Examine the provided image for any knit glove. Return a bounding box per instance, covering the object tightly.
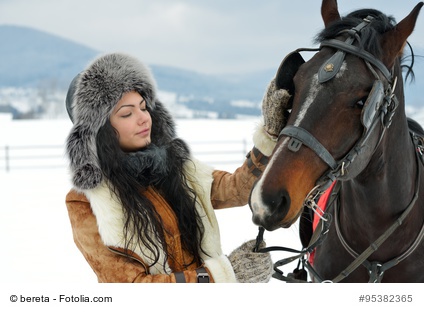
[262,78,291,140]
[228,239,273,283]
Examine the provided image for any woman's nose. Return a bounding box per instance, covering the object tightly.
[137,110,149,125]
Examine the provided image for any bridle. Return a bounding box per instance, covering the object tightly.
[279,15,399,194]
[254,16,424,283]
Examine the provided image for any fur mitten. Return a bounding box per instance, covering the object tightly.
[228,239,273,283]
[262,78,291,140]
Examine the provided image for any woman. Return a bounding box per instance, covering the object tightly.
[65,53,290,283]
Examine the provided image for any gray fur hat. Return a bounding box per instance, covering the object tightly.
[66,53,176,191]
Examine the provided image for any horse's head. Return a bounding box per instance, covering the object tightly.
[249,0,423,231]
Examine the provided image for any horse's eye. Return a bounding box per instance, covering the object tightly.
[356,97,367,109]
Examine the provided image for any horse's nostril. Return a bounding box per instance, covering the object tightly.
[265,188,291,219]
[281,195,289,211]
[250,188,292,231]
[249,181,294,230]
[279,189,291,217]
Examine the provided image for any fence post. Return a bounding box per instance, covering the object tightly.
[5,145,9,172]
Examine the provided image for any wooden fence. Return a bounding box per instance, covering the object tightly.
[0,139,251,172]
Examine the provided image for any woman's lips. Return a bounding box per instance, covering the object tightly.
[137,128,150,136]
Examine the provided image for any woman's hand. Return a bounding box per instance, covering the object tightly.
[228,239,273,283]
[262,78,291,140]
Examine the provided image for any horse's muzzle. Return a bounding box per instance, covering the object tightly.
[249,185,296,230]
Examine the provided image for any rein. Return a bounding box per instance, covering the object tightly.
[330,138,423,283]
[253,196,334,283]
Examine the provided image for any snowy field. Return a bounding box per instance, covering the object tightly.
[1,118,304,283]
[1,117,423,311]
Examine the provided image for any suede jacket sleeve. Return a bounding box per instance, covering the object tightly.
[210,124,276,209]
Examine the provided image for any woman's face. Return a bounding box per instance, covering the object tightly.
[110,91,152,152]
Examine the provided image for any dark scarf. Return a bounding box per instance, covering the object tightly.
[123,138,191,187]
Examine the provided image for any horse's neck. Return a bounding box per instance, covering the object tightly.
[341,114,417,221]
[337,116,424,257]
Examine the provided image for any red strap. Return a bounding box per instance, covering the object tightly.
[313,181,337,232]
[309,181,337,266]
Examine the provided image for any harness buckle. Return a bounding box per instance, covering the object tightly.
[368,262,385,283]
[304,186,328,222]
[288,137,302,152]
[196,268,210,283]
[382,77,398,128]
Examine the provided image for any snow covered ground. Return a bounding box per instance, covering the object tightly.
[1,118,303,283]
[1,117,423,312]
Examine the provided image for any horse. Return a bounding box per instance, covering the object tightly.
[249,0,424,283]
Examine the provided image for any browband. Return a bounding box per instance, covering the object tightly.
[320,39,392,83]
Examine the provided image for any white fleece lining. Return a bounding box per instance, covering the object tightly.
[84,181,170,275]
[185,158,237,282]
[252,120,277,156]
[83,158,236,281]
[204,256,237,283]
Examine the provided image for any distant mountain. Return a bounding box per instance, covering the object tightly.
[0,24,422,114]
[0,25,271,104]
[0,25,98,88]
[148,64,271,102]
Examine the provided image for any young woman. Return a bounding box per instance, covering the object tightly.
[65,52,289,283]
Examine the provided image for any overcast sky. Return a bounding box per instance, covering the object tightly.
[1,0,424,74]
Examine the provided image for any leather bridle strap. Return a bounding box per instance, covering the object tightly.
[279,125,338,170]
[320,39,392,83]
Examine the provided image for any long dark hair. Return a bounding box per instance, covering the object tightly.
[96,119,206,269]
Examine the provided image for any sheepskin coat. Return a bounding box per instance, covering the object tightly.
[64,52,276,283]
[66,126,274,283]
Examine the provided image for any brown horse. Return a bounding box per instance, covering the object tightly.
[249,0,424,282]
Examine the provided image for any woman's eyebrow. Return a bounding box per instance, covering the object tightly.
[115,98,146,113]
[115,104,135,113]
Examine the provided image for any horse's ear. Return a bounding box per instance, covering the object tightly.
[321,0,341,28]
[381,2,423,68]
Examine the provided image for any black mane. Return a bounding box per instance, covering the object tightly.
[314,9,396,58]
[314,8,416,82]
